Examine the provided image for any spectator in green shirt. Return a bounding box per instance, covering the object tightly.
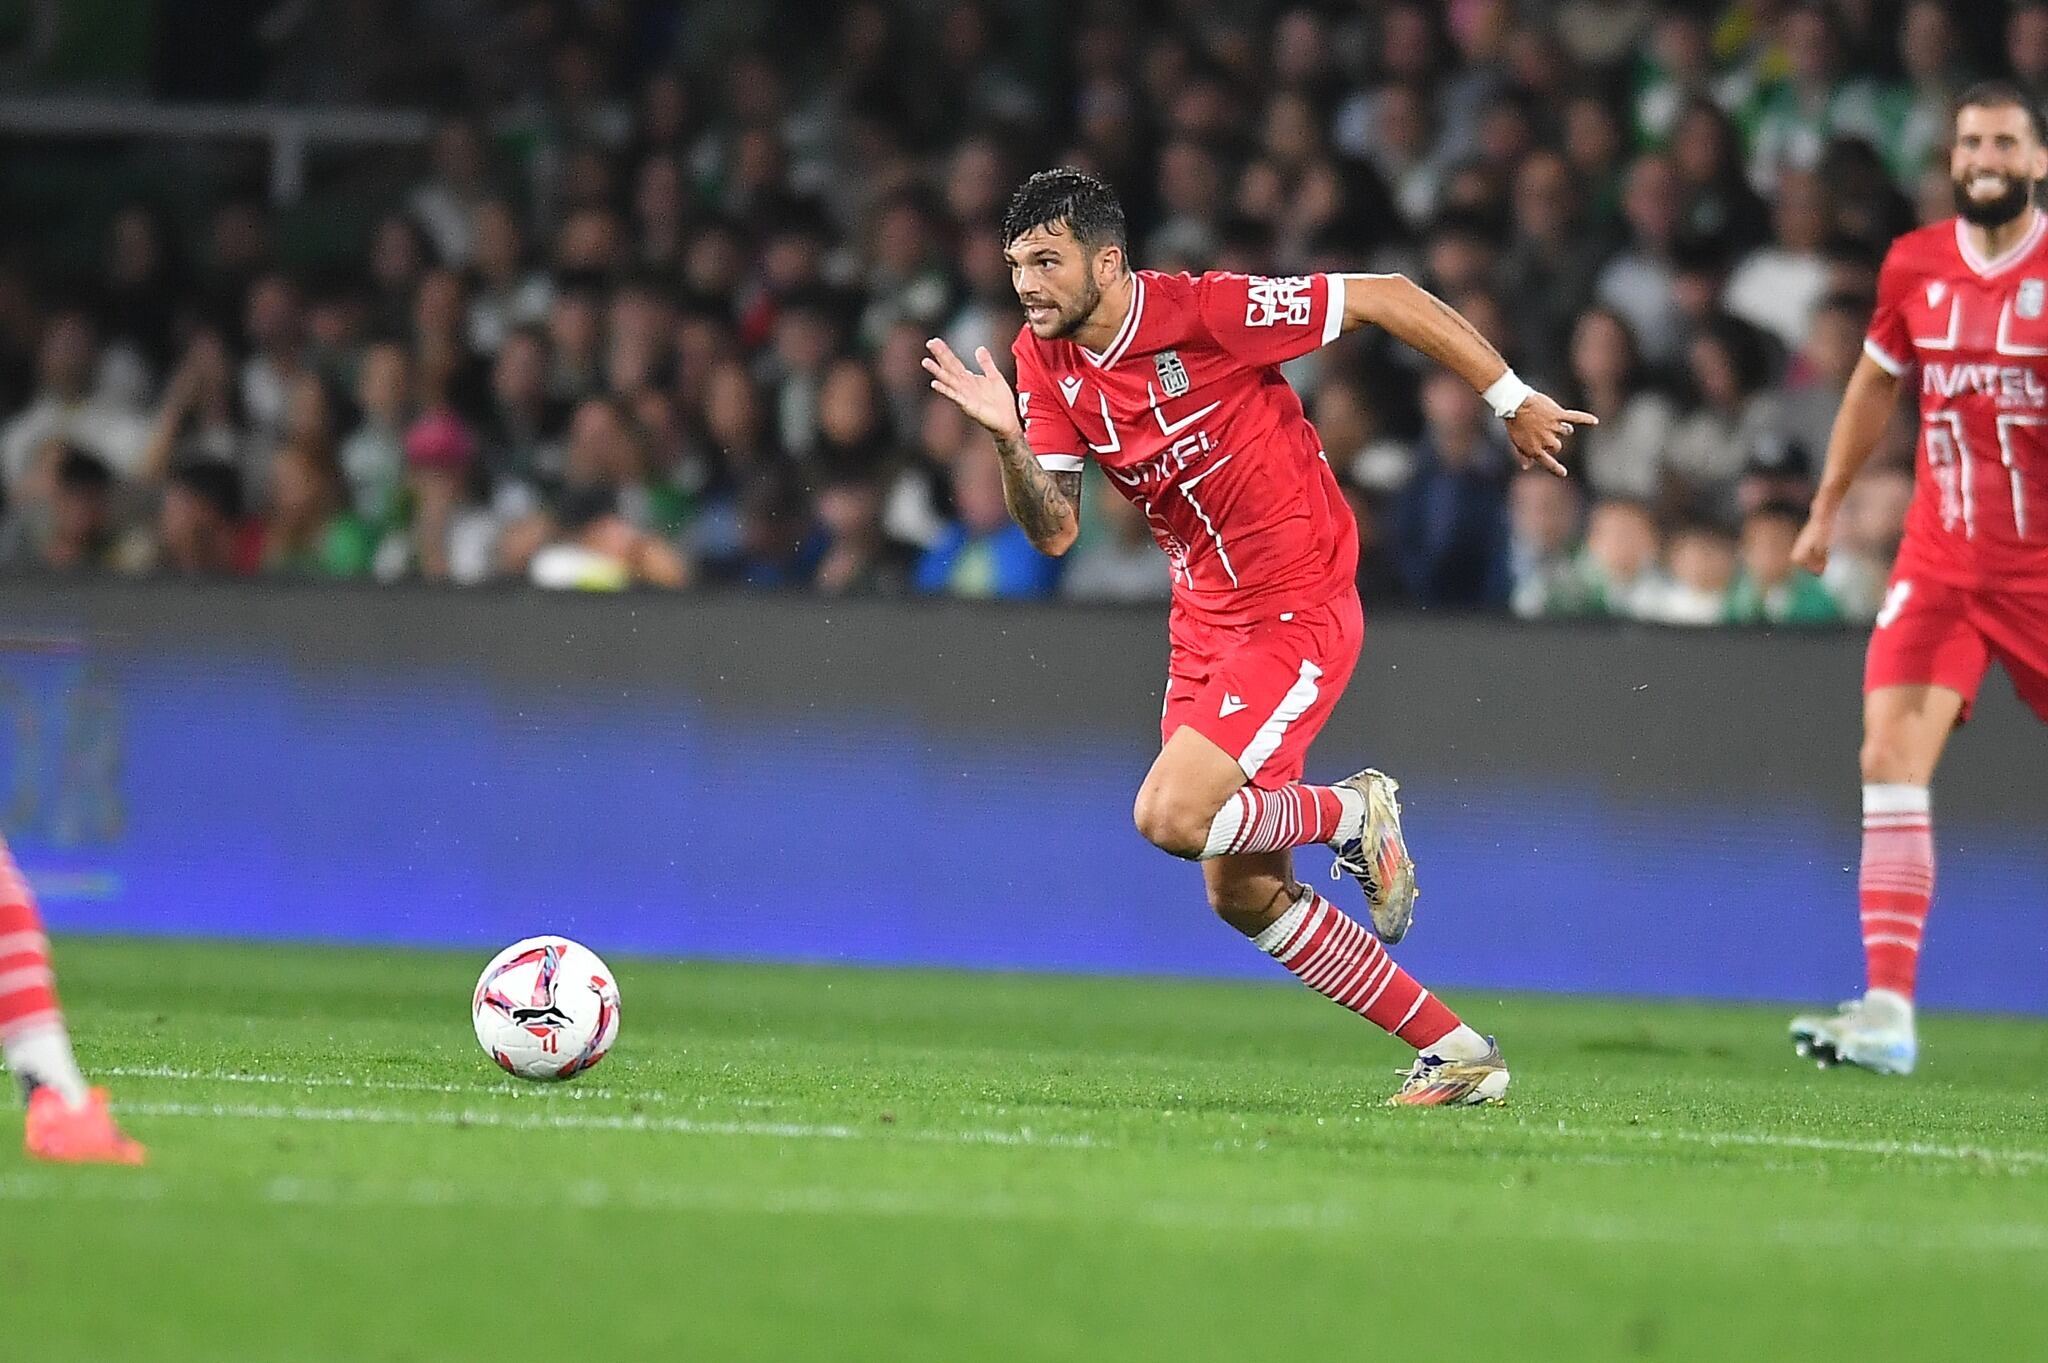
[262,440,376,579]
[1730,501,1842,626]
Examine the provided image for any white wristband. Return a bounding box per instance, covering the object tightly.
[1481,370,1534,420]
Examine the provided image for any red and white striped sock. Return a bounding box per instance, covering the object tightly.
[0,838,88,1106]
[1251,887,1482,1055]
[1200,783,1364,859]
[1860,783,1933,1000]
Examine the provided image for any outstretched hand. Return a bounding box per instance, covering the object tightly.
[1504,392,1598,477]
[922,339,1022,438]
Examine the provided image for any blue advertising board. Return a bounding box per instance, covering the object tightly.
[4,594,2043,1015]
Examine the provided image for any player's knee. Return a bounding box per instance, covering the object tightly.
[1206,877,1288,935]
[1131,786,1211,859]
[1860,730,1918,783]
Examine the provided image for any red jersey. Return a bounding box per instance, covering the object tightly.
[1012,270,1359,625]
[1865,214,2048,591]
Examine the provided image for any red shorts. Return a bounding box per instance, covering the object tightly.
[1160,591,1364,788]
[1864,575,2048,723]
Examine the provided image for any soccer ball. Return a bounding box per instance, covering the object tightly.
[472,936,622,1081]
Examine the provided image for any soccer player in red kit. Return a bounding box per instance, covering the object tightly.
[1789,84,2048,1074]
[925,170,1594,1104]
[2,834,145,1161]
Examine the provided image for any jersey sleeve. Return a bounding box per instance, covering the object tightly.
[1863,243,1914,377]
[1009,333,1087,472]
[1194,272,1349,368]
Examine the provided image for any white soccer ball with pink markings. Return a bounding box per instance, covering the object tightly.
[472,936,622,1081]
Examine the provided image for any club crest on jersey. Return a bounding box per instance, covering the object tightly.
[1155,350,1190,397]
[2022,279,2045,320]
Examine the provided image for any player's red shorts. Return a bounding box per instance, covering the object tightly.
[1161,590,1364,788]
[1864,574,2048,723]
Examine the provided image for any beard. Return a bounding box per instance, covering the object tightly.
[1044,274,1104,340]
[1954,171,2037,227]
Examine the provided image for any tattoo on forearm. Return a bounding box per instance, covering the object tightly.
[992,429,1080,544]
[1416,289,1507,383]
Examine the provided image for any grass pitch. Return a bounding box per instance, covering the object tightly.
[5,938,2046,1363]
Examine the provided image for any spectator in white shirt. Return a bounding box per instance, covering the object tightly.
[466,198,553,355]
[408,115,495,269]
[0,311,148,494]
[238,273,309,467]
[1565,307,1678,505]
[1664,315,1785,524]
[1595,153,1689,365]
[1722,169,1830,352]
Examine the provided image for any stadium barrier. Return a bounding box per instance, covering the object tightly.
[3,581,2043,1014]
[0,96,439,203]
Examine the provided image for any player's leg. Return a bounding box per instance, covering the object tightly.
[1834,588,2048,1061]
[1,836,145,1163]
[1133,600,1361,863]
[1204,851,1506,1105]
[1142,733,1410,920]
[1135,731,1398,902]
[1133,596,1418,940]
[1854,682,1962,995]
[1792,576,1985,1074]
[1792,683,1959,1074]
[1131,724,1271,859]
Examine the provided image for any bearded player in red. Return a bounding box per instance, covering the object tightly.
[1789,84,2048,1075]
[925,170,1594,1105]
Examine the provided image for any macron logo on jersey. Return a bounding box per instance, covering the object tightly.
[1219,694,1247,717]
[1059,375,1084,405]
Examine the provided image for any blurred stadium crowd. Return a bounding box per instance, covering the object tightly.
[0,0,2025,620]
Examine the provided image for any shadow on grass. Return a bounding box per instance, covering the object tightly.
[1576,1033,1737,1061]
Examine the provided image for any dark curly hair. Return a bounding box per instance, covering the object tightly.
[1000,168,1128,262]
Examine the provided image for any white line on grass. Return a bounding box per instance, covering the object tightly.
[2,1169,2044,1252]
[99,1068,2048,1172]
[1621,1126,2048,1167]
[115,1099,1104,1149]
[96,1064,778,1107]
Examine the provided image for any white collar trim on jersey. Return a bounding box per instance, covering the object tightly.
[1080,272,1145,368]
[1956,209,2048,278]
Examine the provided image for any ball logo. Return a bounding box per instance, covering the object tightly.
[474,936,620,1081]
[475,943,574,1048]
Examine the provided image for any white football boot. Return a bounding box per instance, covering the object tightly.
[1329,769,1418,944]
[1388,1038,1511,1106]
[1789,991,1917,1075]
